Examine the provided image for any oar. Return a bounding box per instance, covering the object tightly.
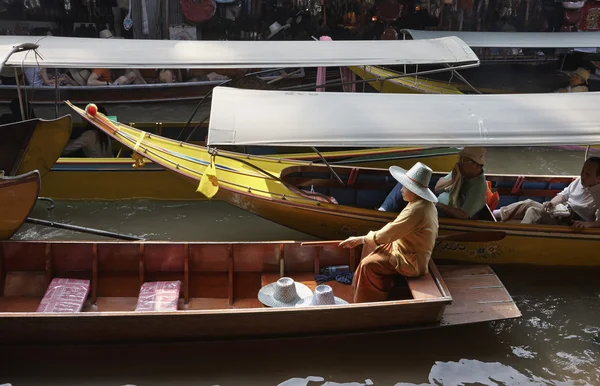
[300,231,507,247]
[25,218,144,241]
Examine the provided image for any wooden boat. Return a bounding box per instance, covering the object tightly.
[66,90,600,266]
[352,30,600,95]
[0,239,520,344]
[0,116,71,177]
[0,170,40,240]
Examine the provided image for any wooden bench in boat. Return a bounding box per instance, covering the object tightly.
[36,278,90,313]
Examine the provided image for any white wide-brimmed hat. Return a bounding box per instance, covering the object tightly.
[389,162,437,203]
[571,67,591,83]
[296,284,348,307]
[258,277,312,307]
[266,21,290,39]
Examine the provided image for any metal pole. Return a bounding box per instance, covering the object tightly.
[54,68,59,118]
[311,146,345,186]
[14,68,25,120]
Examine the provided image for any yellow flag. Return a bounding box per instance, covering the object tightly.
[197,156,219,199]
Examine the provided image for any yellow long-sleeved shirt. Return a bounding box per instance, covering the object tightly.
[364,198,439,277]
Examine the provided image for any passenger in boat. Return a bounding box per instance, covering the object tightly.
[339,162,439,303]
[62,105,113,158]
[87,68,146,86]
[493,157,600,228]
[379,147,488,220]
[556,67,590,93]
[24,67,78,87]
[156,69,181,83]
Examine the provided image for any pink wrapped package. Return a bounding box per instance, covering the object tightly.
[36,278,91,313]
[135,281,181,312]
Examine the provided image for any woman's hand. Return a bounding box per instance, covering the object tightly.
[338,236,363,248]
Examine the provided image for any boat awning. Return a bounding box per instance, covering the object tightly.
[401,29,600,48]
[0,35,478,69]
[207,87,600,147]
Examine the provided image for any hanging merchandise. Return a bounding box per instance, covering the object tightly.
[579,1,600,31]
[23,0,41,11]
[169,24,197,39]
[141,0,150,35]
[181,0,217,24]
[124,0,133,30]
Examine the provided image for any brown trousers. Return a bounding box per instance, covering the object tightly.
[352,244,402,303]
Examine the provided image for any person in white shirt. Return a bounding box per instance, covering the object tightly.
[493,157,600,228]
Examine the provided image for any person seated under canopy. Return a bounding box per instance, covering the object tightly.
[379,147,488,220]
[339,162,439,303]
[494,157,600,228]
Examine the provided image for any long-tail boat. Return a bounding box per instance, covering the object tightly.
[66,87,600,267]
[0,116,71,177]
[0,34,478,107]
[0,239,520,344]
[351,30,600,95]
[0,170,40,240]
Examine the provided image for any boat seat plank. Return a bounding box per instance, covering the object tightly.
[36,278,90,313]
[405,271,443,300]
[135,281,181,312]
[439,265,521,326]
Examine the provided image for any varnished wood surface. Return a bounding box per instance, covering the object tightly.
[0,240,520,343]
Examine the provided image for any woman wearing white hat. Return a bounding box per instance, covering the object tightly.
[339,162,439,303]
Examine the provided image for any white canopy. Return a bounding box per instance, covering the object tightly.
[401,29,600,48]
[207,87,600,147]
[0,35,478,69]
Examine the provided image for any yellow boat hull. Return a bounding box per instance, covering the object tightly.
[348,66,464,94]
[44,149,458,200]
[68,102,600,266]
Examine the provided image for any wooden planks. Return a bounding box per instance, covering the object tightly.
[439,265,521,326]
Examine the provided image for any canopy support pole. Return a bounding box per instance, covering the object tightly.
[445,64,481,94]
[54,68,59,118]
[311,147,345,186]
[178,79,231,141]
[585,145,591,160]
[14,68,25,120]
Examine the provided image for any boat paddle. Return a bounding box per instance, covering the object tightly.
[300,230,507,247]
[25,218,144,241]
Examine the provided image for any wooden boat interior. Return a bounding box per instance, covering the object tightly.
[0,240,518,330]
[280,165,575,218]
